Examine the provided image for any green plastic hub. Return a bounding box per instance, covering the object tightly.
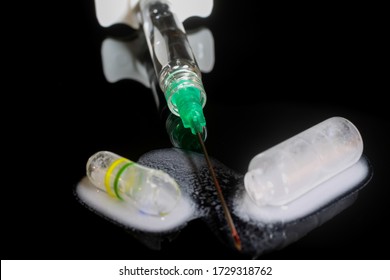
[169,83,206,134]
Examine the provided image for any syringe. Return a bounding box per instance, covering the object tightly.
[140,0,242,251]
[140,0,206,135]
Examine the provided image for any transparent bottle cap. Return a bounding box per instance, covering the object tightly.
[244,117,363,206]
[87,151,181,216]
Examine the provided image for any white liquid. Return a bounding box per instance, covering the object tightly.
[75,117,369,237]
[76,176,196,232]
[76,154,369,233]
[244,117,363,206]
[236,157,369,224]
[87,151,182,217]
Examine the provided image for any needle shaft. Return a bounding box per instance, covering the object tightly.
[197,132,242,251]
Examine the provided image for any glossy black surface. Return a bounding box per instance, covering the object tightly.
[5,1,388,260]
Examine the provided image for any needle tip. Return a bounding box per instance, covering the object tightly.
[197,131,242,252]
[233,232,242,251]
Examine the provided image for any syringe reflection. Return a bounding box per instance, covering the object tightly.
[76,146,372,256]
[100,27,214,150]
[75,26,372,257]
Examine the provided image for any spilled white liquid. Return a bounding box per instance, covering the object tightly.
[76,150,369,233]
[75,148,371,255]
[235,157,369,224]
[244,117,363,206]
[76,176,196,232]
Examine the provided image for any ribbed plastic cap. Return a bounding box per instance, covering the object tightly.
[170,86,206,134]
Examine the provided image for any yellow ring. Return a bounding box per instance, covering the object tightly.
[104,158,127,198]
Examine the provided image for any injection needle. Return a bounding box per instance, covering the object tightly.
[197,132,242,251]
[140,0,240,250]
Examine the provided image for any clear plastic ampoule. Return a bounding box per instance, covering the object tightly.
[140,0,207,134]
[86,151,181,216]
[244,117,363,206]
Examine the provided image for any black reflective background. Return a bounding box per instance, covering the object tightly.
[5,1,388,260]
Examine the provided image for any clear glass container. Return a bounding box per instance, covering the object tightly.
[244,117,363,206]
[87,151,181,216]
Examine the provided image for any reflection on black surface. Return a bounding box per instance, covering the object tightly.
[75,176,191,251]
[137,149,372,258]
[71,17,375,258]
[166,113,206,152]
[4,0,387,261]
[74,27,214,250]
[76,145,372,258]
[100,27,212,150]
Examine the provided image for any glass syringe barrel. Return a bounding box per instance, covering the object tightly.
[140,0,207,134]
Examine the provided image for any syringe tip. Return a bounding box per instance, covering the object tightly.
[189,114,205,134]
[174,87,206,134]
[233,232,242,251]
